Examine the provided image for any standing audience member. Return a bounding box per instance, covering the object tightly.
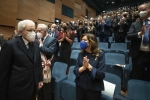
[77,21,84,42]
[37,24,57,100]
[127,3,150,81]
[58,23,75,69]
[49,24,59,62]
[117,16,129,43]
[74,33,105,100]
[99,16,111,42]
[0,19,43,100]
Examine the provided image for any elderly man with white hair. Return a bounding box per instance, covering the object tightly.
[36,23,57,100]
[0,19,43,100]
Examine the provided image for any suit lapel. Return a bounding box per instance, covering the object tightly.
[43,36,49,46]
[17,36,33,61]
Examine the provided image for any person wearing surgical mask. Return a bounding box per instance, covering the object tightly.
[37,24,57,100]
[58,23,75,72]
[0,20,43,100]
[49,24,59,63]
[127,3,150,82]
[49,24,59,38]
[74,33,105,100]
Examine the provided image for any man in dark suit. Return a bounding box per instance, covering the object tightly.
[0,19,43,100]
[37,24,57,100]
[0,34,6,50]
[99,16,111,42]
[127,3,150,81]
[48,24,59,63]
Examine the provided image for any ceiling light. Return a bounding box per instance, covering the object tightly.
[112,2,114,3]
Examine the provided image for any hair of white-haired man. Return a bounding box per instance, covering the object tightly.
[17,19,35,32]
[51,24,56,28]
[37,24,48,32]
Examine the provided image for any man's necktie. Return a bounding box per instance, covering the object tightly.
[143,19,149,45]
[28,42,33,59]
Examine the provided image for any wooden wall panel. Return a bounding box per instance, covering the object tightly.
[17,0,39,22]
[0,0,18,26]
[37,20,53,26]
[55,0,62,19]
[80,15,85,21]
[74,7,81,17]
[61,15,73,22]
[90,9,96,18]
[81,1,87,17]
[73,16,80,22]
[87,7,96,18]
[0,26,15,40]
[75,0,82,4]
[62,0,74,9]
[0,0,96,38]
[39,0,55,22]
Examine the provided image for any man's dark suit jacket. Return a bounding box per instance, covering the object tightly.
[127,20,150,57]
[0,38,6,48]
[98,19,111,36]
[40,35,57,59]
[0,36,42,100]
[48,30,59,52]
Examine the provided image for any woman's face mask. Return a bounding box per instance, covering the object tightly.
[139,11,148,18]
[80,41,88,49]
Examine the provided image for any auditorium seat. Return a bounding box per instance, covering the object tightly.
[70,50,80,66]
[51,62,68,100]
[127,79,150,100]
[60,66,76,100]
[105,52,130,88]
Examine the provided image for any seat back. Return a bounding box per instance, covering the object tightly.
[108,37,114,43]
[60,66,76,100]
[52,62,68,79]
[107,50,128,64]
[71,42,80,51]
[127,79,150,100]
[105,53,125,65]
[104,72,121,97]
[70,50,80,66]
[67,66,76,82]
[98,42,109,50]
[110,43,127,51]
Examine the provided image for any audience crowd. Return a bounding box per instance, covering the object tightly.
[0,1,150,100]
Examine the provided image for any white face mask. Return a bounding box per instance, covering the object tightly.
[51,28,55,32]
[139,11,148,18]
[26,32,36,42]
[103,16,107,19]
[37,32,43,39]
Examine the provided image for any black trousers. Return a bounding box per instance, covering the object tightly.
[38,82,51,100]
[76,86,102,100]
[131,50,150,81]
